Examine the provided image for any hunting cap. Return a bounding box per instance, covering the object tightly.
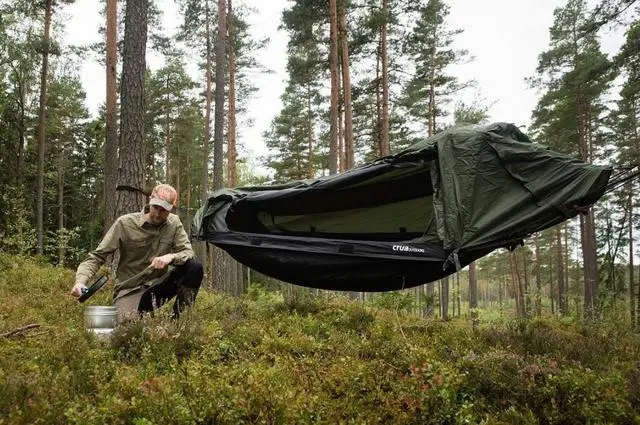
[149,184,178,211]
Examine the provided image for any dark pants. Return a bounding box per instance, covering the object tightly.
[138,258,204,318]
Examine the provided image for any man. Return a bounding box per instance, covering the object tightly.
[71,184,203,320]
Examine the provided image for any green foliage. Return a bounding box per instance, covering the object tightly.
[370,290,417,311]
[279,287,324,315]
[530,0,614,156]
[0,189,37,255]
[461,317,640,423]
[145,58,202,198]
[399,0,474,137]
[111,310,206,369]
[453,100,491,126]
[44,227,86,266]
[2,255,640,424]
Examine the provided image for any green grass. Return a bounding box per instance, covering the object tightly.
[1,253,640,424]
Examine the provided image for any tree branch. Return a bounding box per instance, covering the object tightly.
[1,324,40,338]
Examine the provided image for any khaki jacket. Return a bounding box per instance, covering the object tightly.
[75,210,194,300]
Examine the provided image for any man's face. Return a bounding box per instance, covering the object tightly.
[148,204,170,225]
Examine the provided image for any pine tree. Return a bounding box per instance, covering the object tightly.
[146,58,196,185]
[401,0,472,138]
[530,0,614,318]
[116,0,148,216]
[588,0,638,32]
[349,0,412,158]
[43,71,89,265]
[264,83,318,183]
[0,1,41,191]
[36,0,76,254]
[609,20,640,326]
[225,1,269,184]
[281,0,329,178]
[213,0,226,191]
[104,0,118,232]
[178,0,218,201]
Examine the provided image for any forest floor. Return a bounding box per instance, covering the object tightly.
[1,253,640,424]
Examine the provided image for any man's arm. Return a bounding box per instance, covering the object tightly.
[71,219,121,296]
[171,221,194,265]
[150,219,194,269]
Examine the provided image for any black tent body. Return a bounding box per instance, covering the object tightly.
[192,123,613,292]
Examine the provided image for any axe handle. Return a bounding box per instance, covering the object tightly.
[116,185,151,197]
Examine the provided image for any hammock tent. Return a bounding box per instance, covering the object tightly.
[192,123,613,292]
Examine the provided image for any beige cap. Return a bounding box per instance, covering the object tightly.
[149,184,178,211]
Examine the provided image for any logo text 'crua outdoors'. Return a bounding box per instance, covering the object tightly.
[392,245,425,253]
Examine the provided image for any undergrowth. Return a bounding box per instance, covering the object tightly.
[1,253,640,424]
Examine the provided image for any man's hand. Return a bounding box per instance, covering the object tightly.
[150,254,175,269]
[70,282,88,297]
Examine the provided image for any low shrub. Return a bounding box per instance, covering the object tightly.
[2,255,640,424]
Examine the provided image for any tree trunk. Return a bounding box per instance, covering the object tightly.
[185,160,192,234]
[202,0,212,199]
[451,274,456,317]
[534,232,542,316]
[328,0,339,174]
[116,0,148,216]
[441,276,449,320]
[428,83,435,137]
[549,249,555,315]
[583,210,599,317]
[629,183,636,328]
[457,273,462,317]
[226,0,241,292]
[36,0,53,255]
[200,0,214,281]
[226,0,237,188]
[426,282,434,317]
[243,265,250,292]
[104,0,118,233]
[469,261,478,327]
[338,1,353,170]
[580,214,591,314]
[375,36,382,157]
[164,76,172,182]
[213,0,226,191]
[556,225,566,314]
[564,221,570,303]
[17,81,26,185]
[498,278,503,311]
[426,17,436,138]
[338,96,344,173]
[176,147,182,206]
[521,247,531,314]
[306,85,314,179]
[236,262,244,295]
[57,144,65,267]
[510,251,525,317]
[578,95,599,319]
[211,0,227,291]
[379,0,390,156]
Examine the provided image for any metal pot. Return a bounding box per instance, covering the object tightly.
[84,305,117,339]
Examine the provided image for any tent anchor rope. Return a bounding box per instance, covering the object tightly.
[605,165,640,193]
